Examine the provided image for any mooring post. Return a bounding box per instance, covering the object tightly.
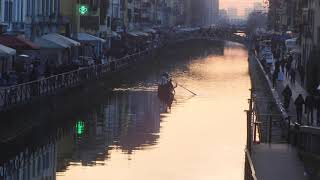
[246,110,253,154]
[268,115,272,143]
[287,116,291,143]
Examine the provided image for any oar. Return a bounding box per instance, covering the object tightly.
[177,83,197,96]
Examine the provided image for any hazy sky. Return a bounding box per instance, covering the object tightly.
[220,0,264,16]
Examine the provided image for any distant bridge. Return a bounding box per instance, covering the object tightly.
[165,27,248,45]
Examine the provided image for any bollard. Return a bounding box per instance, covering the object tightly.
[268,115,273,143]
[287,116,291,143]
[246,110,253,153]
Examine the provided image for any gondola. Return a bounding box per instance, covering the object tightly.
[158,83,174,102]
[158,73,176,102]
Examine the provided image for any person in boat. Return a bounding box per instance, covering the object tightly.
[168,78,177,93]
[160,73,169,86]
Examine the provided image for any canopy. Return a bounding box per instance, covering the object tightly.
[111,31,121,38]
[127,32,139,37]
[0,35,39,50]
[75,33,106,43]
[34,38,65,49]
[143,28,157,33]
[290,48,301,54]
[42,33,80,48]
[134,31,149,36]
[0,44,16,56]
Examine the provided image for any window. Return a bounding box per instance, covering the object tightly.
[318,27,320,45]
[0,0,2,20]
[4,0,12,22]
[26,0,30,16]
[46,0,50,16]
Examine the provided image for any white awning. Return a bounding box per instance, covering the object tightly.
[76,33,106,43]
[134,31,149,36]
[34,38,65,49]
[128,32,139,37]
[0,44,16,56]
[143,28,157,33]
[111,31,121,37]
[42,33,80,48]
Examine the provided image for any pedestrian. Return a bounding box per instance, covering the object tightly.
[290,68,296,85]
[280,57,286,73]
[315,95,320,126]
[299,65,305,85]
[305,95,315,125]
[275,59,281,73]
[295,54,301,69]
[44,64,51,78]
[294,94,305,124]
[287,54,293,66]
[285,59,291,78]
[272,71,278,88]
[282,85,292,110]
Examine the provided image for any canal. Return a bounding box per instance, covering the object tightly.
[0,40,251,180]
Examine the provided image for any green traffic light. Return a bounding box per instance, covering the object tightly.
[79,5,88,15]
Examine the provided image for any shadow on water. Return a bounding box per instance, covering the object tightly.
[0,40,226,179]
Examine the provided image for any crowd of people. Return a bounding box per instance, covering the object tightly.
[255,35,320,126]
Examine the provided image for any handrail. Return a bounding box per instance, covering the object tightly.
[245,148,258,180]
[1,50,148,91]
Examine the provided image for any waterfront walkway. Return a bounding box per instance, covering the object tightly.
[252,143,307,180]
[249,52,309,180]
[276,67,317,126]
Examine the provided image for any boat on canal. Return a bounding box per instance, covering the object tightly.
[158,73,176,103]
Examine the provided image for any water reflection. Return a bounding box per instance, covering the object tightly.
[0,90,165,179]
[0,40,250,180]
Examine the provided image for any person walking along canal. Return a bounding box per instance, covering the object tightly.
[305,95,315,125]
[280,57,286,73]
[290,68,296,86]
[272,70,278,88]
[294,94,305,124]
[315,95,320,126]
[282,85,292,110]
[285,58,292,78]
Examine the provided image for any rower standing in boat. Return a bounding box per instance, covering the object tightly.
[168,78,177,94]
[160,72,169,86]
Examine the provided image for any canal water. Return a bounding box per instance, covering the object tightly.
[0,40,250,180]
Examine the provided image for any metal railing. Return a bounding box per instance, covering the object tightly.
[0,28,246,112]
[0,50,152,111]
[244,149,258,180]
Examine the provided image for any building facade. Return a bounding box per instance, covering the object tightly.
[300,0,320,91]
[0,0,64,40]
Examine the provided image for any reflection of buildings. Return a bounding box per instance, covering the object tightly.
[0,90,163,177]
[104,91,161,153]
[0,143,56,180]
[56,90,162,171]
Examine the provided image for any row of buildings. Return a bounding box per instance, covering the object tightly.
[268,0,320,91]
[0,0,219,81]
[0,0,220,40]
